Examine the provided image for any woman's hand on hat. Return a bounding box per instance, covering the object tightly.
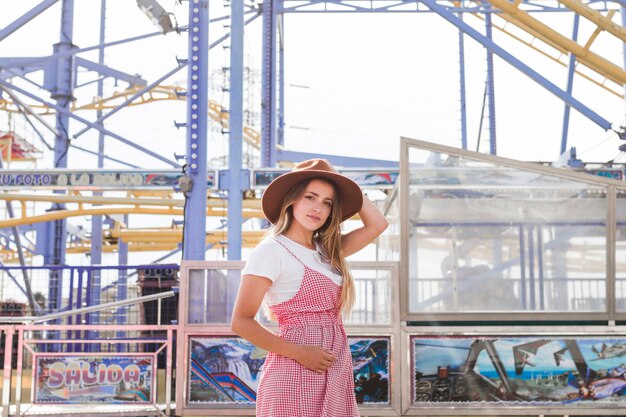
[293,345,336,374]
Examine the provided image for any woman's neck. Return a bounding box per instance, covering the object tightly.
[283,227,315,250]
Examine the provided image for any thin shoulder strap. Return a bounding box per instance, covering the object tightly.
[271,237,306,267]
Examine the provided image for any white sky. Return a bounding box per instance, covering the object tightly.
[1,0,625,264]
[1,1,624,167]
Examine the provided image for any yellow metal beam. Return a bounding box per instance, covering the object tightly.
[109,228,265,241]
[557,0,626,43]
[0,193,183,207]
[0,193,263,209]
[0,206,265,228]
[485,0,626,85]
[469,9,623,98]
[208,100,261,149]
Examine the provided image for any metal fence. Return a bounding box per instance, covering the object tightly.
[0,264,179,327]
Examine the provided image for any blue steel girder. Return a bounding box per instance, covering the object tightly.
[0,59,47,82]
[182,0,209,261]
[260,0,620,165]
[227,0,245,261]
[0,79,182,168]
[278,0,617,13]
[277,149,399,167]
[72,63,186,140]
[261,0,279,167]
[74,57,147,88]
[0,9,261,72]
[419,0,614,131]
[0,0,60,42]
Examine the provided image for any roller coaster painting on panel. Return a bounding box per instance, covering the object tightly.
[411,336,626,405]
[187,335,390,406]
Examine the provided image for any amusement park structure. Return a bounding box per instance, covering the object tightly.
[1,1,626,416]
[0,0,624,271]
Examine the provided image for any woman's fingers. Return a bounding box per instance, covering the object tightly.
[296,345,337,373]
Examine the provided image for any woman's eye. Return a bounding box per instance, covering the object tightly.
[324,202,332,207]
[305,195,314,200]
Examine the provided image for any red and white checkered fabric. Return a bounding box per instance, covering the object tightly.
[256,239,359,417]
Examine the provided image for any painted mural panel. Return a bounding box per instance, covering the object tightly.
[33,355,154,404]
[187,335,391,406]
[411,336,626,405]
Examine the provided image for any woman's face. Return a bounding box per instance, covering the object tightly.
[290,179,335,233]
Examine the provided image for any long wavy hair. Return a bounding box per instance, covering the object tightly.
[269,177,355,315]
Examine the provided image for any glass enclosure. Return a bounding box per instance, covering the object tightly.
[617,189,626,312]
[402,139,624,318]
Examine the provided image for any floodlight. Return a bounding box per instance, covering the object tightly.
[136,0,175,34]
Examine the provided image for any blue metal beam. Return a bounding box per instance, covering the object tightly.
[277,149,398,167]
[48,0,75,316]
[458,12,468,150]
[0,0,60,42]
[73,64,186,139]
[228,0,245,261]
[69,144,141,168]
[91,0,108,327]
[561,14,580,155]
[622,5,626,116]
[261,0,278,167]
[485,9,497,155]
[0,9,260,72]
[74,57,147,87]
[182,0,209,261]
[419,0,613,131]
[278,15,285,147]
[0,79,182,167]
[278,0,614,13]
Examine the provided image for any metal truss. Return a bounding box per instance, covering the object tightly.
[278,0,619,13]
[0,0,624,274]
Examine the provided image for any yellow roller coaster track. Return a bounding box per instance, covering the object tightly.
[0,192,265,228]
[0,83,262,149]
[483,0,626,85]
[466,5,623,98]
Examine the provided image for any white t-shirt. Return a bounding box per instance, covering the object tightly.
[242,235,343,306]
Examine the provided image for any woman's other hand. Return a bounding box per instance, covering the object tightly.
[293,345,337,374]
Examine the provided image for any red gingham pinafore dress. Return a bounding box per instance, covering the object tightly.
[256,239,359,417]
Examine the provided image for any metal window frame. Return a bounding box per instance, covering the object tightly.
[176,260,402,416]
[400,324,626,415]
[399,136,626,322]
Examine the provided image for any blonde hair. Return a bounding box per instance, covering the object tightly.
[269,178,355,315]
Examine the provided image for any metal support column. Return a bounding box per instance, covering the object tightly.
[278,13,285,148]
[560,14,580,155]
[182,0,209,261]
[48,0,75,314]
[261,0,278,167]
[117,216,129,351]
[485,8,497,155]
[227,0,245,321]
[622,5,626,113]
[458,9,468,150]
[228,0,244,261]
[90,0,107,327]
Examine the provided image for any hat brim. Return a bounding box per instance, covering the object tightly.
[262,170,363,224]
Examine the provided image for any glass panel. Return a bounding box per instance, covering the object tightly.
[187,268,241,324]
[186,266,393,325]
[346,268,393,325]
[617,190,626,312]
[378,189,400,262]
[407,146,608,313]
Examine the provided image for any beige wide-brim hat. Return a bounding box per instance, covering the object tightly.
[262,159,363,224]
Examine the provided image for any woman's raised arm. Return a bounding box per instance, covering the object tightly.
[341,193,389,257]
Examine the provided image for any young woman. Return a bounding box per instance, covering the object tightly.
[231,159,389,417]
